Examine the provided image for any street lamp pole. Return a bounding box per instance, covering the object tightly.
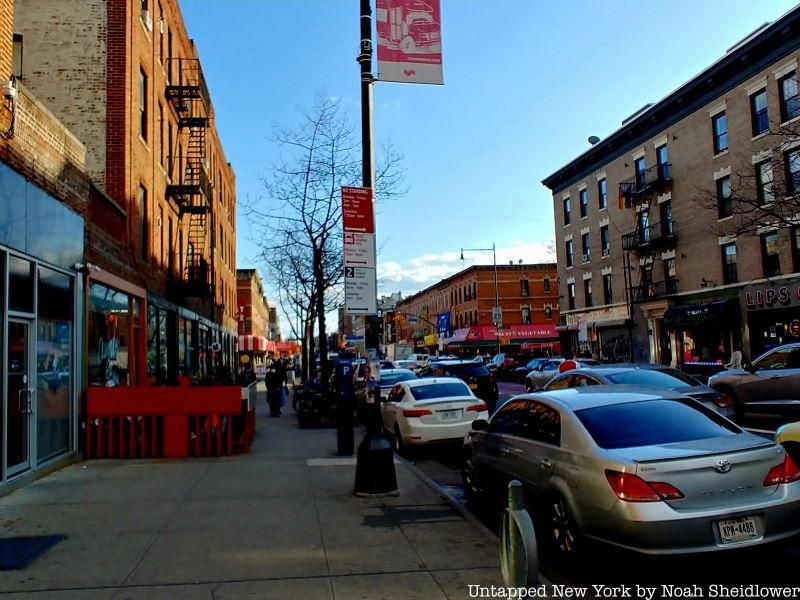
[460,242,501,356]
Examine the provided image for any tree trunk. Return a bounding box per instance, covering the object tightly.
[314,248,331,397]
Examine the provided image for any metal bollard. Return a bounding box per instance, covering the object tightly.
[500,480,539,587]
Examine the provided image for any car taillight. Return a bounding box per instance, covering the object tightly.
[466,402,488,412]
[764,454,800,486]
[402,408,433,418]
[605,470,684,502]
[713,393,733,408]
[488,373,495,383]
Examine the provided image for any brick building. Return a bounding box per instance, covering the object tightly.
[395,264,559,355]
[0,0,98,486]
[236,269,273,366]
[13,0,238,386]
[543,7,800,376]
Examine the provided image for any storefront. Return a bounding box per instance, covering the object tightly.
[444,325,560,356]
[0,162,84,486]
[741,277,800,359]
[663,298,741,380]
[562,305,631,361]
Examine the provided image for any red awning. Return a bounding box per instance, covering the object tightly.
[443,328,471,344]
[275,341,296,353]
[238,335,268,352]
[466,324,559,342]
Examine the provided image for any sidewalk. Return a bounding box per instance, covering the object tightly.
[0,387,501,599]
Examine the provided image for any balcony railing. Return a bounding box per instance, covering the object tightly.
[166,156,212,205]
[169,256,213,299]
[166,58,210,109]
[622,220,677,252]
[631,279,679,303]
[619,163,672,198]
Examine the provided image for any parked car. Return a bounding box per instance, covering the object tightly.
[487,353,520,381]
[525,358,601,391]
[380,359,399,370]
[708,343,800,422]
[543,364,734,419]
[405,353,430,365]
[462,385,800,556]
[381,377,489,452]
[513,357,550,383]
[418,359,499,411]
[376,368,417,402]
[396,359,421,372]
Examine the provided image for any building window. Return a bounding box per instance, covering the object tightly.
[663,258,677,293]
[780,71,799,123]
[721,242,738,284]
[88,283,130,387]
[565,240,573,268]
[563,196,571,226]
[712,112,728,154]
[583,279,593,308]
[545,305,552,320]
[521,307,531,324]
[717,175,732,219]
[581,233,590,262]
[167,217,174,275]
[167,28,173,81]
[139,68,148,141]
[167,121,174,178]
[520,279,529,297]
[579,188,588,218]
[567,283,575,310]
[786,149,800,196]
[656,145,669,180]
[756,160,774,205]
[600,225,610,256]
[792,227,800,273]
[750,88,769,136]
[597,178,607,210]
[158,103,164,166]
[602,273,613,305]
[138,185,148,261]
[543,277,550,293]
[12,33,22,78]
[158,2,164,61]
[660,200,673,236]
[639,210,650,243]
[635,156,646,188]
[761,232,781,278]
[158,206,164,265]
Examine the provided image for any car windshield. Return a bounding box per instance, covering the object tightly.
[380,371,417,386]
[606,368,698,388]
[576,399,740,449]
[443,363,490,376]
[410,382,470,400]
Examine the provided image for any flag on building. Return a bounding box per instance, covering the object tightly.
[618,186,633,209]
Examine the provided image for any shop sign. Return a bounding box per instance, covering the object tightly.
[565,304,629,326]
[743,281,800,310]
[792,320,800,337]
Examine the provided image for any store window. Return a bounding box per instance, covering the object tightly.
[146,304,171,384]
[9,256,34,313]
[681,328,729,368]
[36,267,73,462]
[88,283,130,387]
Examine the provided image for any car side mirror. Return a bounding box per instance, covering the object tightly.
[471,419,489,431]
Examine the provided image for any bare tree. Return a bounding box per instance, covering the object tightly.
[246,95,404,396]
[695,115,800,237]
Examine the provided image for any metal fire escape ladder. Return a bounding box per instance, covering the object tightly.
[165,58,213,299]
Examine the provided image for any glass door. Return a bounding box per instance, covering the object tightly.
[7,319,33,476]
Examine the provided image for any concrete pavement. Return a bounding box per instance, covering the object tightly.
[0,387,501,599]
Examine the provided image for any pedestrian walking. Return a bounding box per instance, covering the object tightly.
[266,359,287,417]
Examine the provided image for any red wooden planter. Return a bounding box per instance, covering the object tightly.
[85,386,248,459]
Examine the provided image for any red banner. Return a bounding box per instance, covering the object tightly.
[376,0,444,85]
[342,187,375,233]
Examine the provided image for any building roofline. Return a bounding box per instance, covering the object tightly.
[541,5,800,193]
[395,262,557,308]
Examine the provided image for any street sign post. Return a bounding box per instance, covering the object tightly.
[343,187,378,316]
[492,306,503,326]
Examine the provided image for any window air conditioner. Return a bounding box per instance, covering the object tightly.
[141,10,153,32]
[602,249,610,257]
[582,254,590,263]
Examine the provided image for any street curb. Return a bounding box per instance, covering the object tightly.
[396,454,500,544]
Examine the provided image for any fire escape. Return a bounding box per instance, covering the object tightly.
[165,58,213,299]
[620,162,677,305]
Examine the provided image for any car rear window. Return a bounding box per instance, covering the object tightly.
[380,371,417,385]
[410,382,471,400]
[445,364,490,377]
[606,368,698,388]
[576,399,740,449]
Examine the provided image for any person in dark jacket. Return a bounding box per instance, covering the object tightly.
[266,359,287,417]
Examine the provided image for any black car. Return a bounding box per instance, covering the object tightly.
[418,359,499,410]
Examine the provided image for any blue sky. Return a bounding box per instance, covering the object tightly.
[181,0,798,307]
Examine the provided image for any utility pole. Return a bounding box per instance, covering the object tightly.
[354,0,397,497]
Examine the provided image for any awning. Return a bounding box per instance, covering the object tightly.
[454,324,560,343]
[275,341,297,354]
[442,328,470,345]
[238,335,268,352]
[424,333,437,346]
[664,300,738,329]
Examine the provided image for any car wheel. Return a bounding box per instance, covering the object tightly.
[720,386,744,422]
[543,494,581,557]
[392,425,406,455]
[461,455,486,506]
[525,379,533,392]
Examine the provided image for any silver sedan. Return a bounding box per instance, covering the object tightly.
[462,385,800,556]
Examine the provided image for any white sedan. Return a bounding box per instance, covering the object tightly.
[381,377,489,452]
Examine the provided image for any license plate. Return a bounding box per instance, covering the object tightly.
[468,383,478,389]
[718,516,759,544]
[439,409,461,421]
